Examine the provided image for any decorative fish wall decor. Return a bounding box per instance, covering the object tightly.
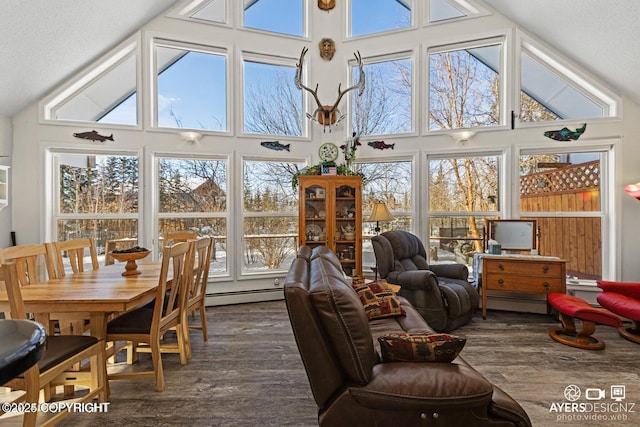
[544,123,586,141]
[73,130,114,142]
[367,140,395,150]
[260,141,290,151]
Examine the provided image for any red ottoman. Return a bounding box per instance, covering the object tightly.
[597,280,640,344]
[547,293,622,350]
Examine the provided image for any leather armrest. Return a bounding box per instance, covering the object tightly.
[597,280,640,299]
[350,362,493,411]
[387,270,439,291]
[430,263,469,281]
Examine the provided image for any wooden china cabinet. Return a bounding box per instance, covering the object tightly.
[298,175,362,276]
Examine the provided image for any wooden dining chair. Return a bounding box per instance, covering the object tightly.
[106,241,194,392]
[52,238,99,277]
[164,230,198,245]
[0,262,107,427]
[182,236,213,359]
[0,243,58,287]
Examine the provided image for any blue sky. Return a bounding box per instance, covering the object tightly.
[103,0,411,130]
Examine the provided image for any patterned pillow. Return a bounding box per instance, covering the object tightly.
[352,280,405,320]
[378,333,466,363]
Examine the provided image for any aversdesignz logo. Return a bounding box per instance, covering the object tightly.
[550,384,635,423]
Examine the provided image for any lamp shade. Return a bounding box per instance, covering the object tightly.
[624,182,640,200]
[368,202,394,222]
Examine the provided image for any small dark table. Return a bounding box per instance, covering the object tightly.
[0,319,46,386]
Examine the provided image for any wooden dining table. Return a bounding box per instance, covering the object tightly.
[0,262,163,342]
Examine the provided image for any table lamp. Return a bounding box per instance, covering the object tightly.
[368,201,394,280]
[369,201,394,235]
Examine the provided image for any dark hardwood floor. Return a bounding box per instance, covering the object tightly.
[2,301,638,426]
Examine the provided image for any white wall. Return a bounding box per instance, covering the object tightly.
[0,116,12,248]
[6,4,640,283]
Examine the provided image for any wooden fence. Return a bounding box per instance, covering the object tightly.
[520,161,601,279]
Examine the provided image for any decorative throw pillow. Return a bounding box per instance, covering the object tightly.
[378,333,466,363]
[352,280,405,320]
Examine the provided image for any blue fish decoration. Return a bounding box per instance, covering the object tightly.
[367,140,395,150]
[544,123,586,141]
[261,141,290,151]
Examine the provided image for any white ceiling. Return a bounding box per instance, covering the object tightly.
[0,0,178,118]
[0,0,639,118]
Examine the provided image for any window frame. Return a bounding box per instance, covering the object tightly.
[515,141,617,283]
[49,148,143,262]
[514,30,622,128]
[241,51,305,138]
[151,38,231,134]
[153,152,230,277]
[41,35,142,129]
[239,156,305,278]
[426,35,509,136]
[350,51,416,138]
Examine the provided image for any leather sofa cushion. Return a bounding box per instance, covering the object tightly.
[350,362,493,410]
[308,255,375,385]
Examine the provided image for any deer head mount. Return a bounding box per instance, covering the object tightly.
[295,47,365,133]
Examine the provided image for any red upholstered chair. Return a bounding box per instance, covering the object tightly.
[597,280,640,344]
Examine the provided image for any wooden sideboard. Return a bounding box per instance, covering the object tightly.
[481,255,566,319]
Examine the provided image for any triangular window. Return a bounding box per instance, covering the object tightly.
[43,39,138,126]
[519,36,619,123]
[428,0,489,24]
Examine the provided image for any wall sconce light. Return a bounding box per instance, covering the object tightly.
[180,131,203,144]
[449,130,476,144]
[624,182,640,200]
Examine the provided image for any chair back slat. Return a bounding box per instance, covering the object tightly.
[53,238,99,277]
[0,243,57,286]
[0,262,28,319]
[154,241,195,332]
[189,237,213,300]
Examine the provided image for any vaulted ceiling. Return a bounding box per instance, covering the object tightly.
[0,0,638,118]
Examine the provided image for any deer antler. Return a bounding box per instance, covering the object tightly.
[330,51,365,112]
[295,47,324,112]
[294,47,366,131]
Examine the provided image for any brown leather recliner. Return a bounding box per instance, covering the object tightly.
[372,230,479,332]
[284,245,531,427]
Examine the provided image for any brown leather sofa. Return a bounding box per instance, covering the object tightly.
[372,230,479,332]
[284,245,531,427]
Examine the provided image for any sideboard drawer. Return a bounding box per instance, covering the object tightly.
[484,260,563,277]
[484,274,565,293]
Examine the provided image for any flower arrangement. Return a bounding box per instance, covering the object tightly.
[340,132,361,169]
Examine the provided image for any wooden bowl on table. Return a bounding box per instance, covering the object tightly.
[109,248,151,276]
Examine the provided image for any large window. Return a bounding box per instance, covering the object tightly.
[519,151,603,280]
[242,159,302,273]
[358,160,413,271]
[155,42,227,131]
[243,56,302,136]
[157,156,228,274]
[350,0,412,37]
[244,0,304,37]
[428,40,503,131]
[427,154,500,267]
[53,151,140,262]
[352,55,413,136]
